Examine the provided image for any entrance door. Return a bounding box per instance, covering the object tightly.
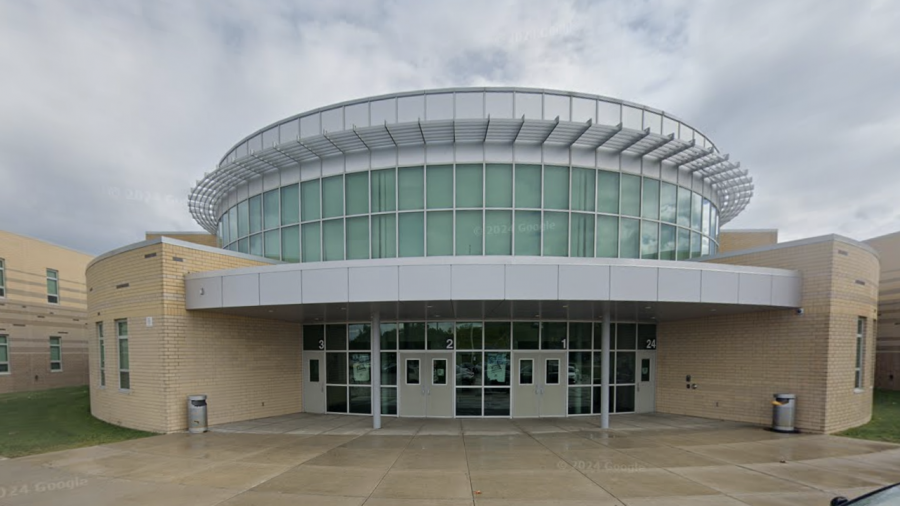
[635,351,656,413]
[513,352,567,417]
[399,353,453,417]
[303,351,326,413]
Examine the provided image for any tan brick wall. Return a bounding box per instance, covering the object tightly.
[87,240,301,433]
[718,229,779,253]
[0,230,92,393]
[145,232,218,248]
[865,232,900,390]
[657,237,879,433]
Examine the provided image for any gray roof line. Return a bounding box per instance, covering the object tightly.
[217,86,718,167]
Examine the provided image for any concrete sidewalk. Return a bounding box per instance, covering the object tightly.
[1,413,897,505]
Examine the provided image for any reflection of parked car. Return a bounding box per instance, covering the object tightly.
[568,365,582,384]
[831,482,900,505]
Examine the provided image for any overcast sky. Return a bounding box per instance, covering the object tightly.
[1,0,898,255]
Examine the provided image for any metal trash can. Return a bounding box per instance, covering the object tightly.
[188,395,208,433]
[771,393,796,432]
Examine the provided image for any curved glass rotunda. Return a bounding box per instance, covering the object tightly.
[185,88,759,423]
[190,88,750,264]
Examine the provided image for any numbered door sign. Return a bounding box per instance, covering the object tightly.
[644,338,657,350]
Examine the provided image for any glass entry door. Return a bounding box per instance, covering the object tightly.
[399,352,453,417]
[635,350,656,413]
[303,351,326,413]
[512,352,566,417]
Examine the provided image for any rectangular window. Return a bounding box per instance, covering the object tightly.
[301,223,321,262]
[676,227,691,260]
[856,318,866,389]
[456,164,483,208]
[281,184,300,225]
[370,213,396,259]
[50,336,62,371]
[309,359,320,383]
[301,180,321,221]
[543,212,568,256]
[322,219,344,261]
[677,187,692,227]
[47,269,59,304]
[249,195,262,234]
[620,218,640,259]
[620,174,641,217]
[263,189,280,230]
[514,210,541,255]
[237,200,249,238]
[519,359,534,385]
[345,172,369,215]
[264,230,280,260]
[398,166,424,210]
[322,175,344,219]
[659,182,677,223]
[371,168,396,213]
[249,233,263,257]
[597,171,620,214]
[571,168,596,212]
[97,323,105,386]
[479,209,511,256]
[514,164,541,208]
[426,211,453,256]
[570,213,595,258]
[596,215,618,258]
[0,335,8,373]
[398,212,424,257]
[228,206,238,244]
[659,224,676,260]
[406,359,420,384]
[456,210,483,255]
[0,258,6,297]
[641,178,660,220]
[546,359,561,385]
[426,165,453,209]
[641,220,659,259]
[691,192,703,231]
[485,164,512,208]
[117,320,130,390]
[282,225,300,263]
[543,165,569,210]
[433,358,448,385]
[346,216,369,260]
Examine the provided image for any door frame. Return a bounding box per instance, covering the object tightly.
[303,351,326,414]
[635,350,656,413]
[398,351,454,418]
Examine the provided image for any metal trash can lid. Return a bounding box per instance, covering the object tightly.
[188,394,207,401]
[773,393,795,400]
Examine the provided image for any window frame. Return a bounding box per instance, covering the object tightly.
[49,336,62,372]
[0,258,6,298]
[97,322,106,387]
[0,334,9,374]
[855,317,865,391]
[116,319,130,391]
[46,268,59,304]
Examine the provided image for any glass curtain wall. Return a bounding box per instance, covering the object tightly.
[302,321,656,417]
[220,164,719,262]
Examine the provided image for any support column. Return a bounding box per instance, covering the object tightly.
[601,304,611,429]
[372,311,381,430]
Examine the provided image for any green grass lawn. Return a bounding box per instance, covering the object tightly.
[840,389,900,444]
[0,386,155,458]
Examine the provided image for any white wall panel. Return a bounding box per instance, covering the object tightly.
[451,265,505,300]
[349,266,399,302]
[505,265,558,300]
[223,274,260,307]
[610,266,658,301]
[259,270,302,305]
[558,265,610,300]
[301,269,349,303]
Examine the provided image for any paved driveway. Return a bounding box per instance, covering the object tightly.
[1,413,898,505]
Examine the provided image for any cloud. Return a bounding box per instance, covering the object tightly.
[0,0,897,255]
